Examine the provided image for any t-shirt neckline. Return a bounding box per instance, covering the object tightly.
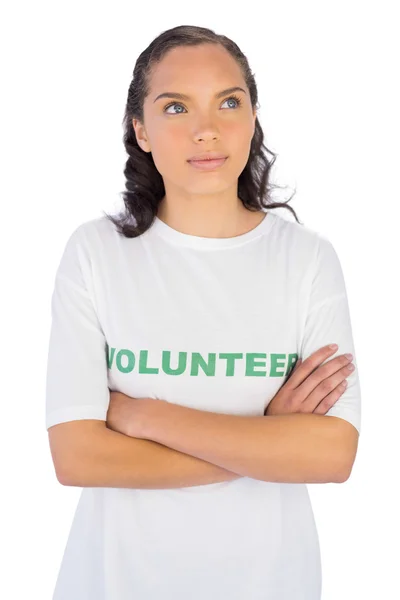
[150,211,275,249]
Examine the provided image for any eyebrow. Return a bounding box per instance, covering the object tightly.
[153,86,247,103]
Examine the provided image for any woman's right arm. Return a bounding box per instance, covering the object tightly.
[48,419,241,488]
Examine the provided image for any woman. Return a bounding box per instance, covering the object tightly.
[46,24,361,600]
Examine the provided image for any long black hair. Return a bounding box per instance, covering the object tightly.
[103,25,302,238]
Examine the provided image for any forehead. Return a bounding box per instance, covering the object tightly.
[148,45,244,95]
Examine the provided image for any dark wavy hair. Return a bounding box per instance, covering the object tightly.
[103,25,302,238]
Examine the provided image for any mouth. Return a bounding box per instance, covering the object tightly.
[187,157,228,171]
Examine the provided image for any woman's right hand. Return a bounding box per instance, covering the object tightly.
[265,344,355,416]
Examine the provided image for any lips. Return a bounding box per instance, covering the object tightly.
[189,157,226,162]
[188,157,227,170]
[187,152,228,161]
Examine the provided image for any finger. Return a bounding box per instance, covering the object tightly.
[286,345,337,390]
[289,358,302,375]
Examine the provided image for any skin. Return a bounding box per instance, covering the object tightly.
[132,43,266,239]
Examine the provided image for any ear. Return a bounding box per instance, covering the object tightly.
[132,118,151,153]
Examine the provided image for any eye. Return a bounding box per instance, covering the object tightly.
[163,94,243,114]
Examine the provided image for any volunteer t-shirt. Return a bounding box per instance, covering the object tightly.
[45,209,361,600]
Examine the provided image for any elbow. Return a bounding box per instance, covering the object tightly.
[335,472,350,484]
[329,458,354,484]
[48,419,107,487]
[57,462,86,486]
[335,461,356,483]
[335,475,350,484]
[58,471,84,487]
[53,456,82,486]
[329,417,360,483]
[56,468,74,486]
[50,455,79,486]
[337,448,359,483]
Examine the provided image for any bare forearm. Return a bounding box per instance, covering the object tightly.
[63,425,241,489]
[142,403,348,484]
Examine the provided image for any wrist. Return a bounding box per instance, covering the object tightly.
[134,397,167,440]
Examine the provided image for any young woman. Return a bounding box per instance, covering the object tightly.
[46,24,361,600]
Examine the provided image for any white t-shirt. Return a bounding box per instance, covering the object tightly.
[45,210,361,600]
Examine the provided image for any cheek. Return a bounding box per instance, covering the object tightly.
[150,143,186,178]
[224,130,253,164]
[226,120,253,142]
[154,124,187,155]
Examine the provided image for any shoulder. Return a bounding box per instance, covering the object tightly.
[268,210,328,257]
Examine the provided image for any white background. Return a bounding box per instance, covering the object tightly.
[1,1,399,598]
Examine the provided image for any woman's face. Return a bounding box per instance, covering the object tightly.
[133,44,257,197]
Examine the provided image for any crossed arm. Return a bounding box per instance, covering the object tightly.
[57,394,359,488]
[141,400,358,483]
[106,396,359,485]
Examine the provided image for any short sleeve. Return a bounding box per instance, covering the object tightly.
[45,225,110,430]
[300,235,362,435]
